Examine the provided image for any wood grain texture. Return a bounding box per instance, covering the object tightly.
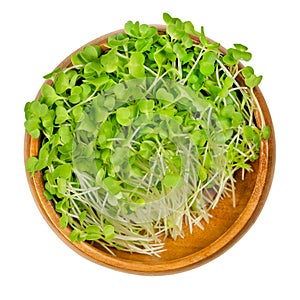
[24,26,276,275]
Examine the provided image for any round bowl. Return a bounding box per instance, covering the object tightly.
[24,25,276,275]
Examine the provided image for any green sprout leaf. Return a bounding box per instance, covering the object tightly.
[198,165,208,182]
[262,125,271,140]
[116,107,132,126]
[127,52,145,78]
[162,174,182,188]
[55,106,69,124]
[138,99,154,113]
[24,118,40,138]
[55,73,70,94]
[80,45,100,62]
[101,49,118,73]
[41,84,60,106]
[103,177,121,195]
[60,213,68,229]
[103,224,115,240]
[85,225,102,241]
[79,211,87,226]
[243,125,255,141]
[200,52,217,76]
[25,157,39,173]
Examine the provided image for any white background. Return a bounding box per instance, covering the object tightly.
[1,0,299,299]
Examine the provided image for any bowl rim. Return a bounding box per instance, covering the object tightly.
[24,25,276,275]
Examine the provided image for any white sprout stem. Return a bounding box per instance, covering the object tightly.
[63,64,84,73]
[67,91,97,113]
[250,88,265,128]
[181,47,205,85]
[143,65,158,77]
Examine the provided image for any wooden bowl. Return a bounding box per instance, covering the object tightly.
[24,26,276,275]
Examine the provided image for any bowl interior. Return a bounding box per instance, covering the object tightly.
[24,27,275,274]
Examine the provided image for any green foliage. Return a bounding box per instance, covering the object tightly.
[24,12,269,256]
[241,66,263,88]
[200,52,217,76]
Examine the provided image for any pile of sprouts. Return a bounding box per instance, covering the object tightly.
[25,13,270,256]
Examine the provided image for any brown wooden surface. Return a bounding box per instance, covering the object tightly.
[24,26,276,275]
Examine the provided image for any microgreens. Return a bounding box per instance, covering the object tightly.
[25,13,270,256]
